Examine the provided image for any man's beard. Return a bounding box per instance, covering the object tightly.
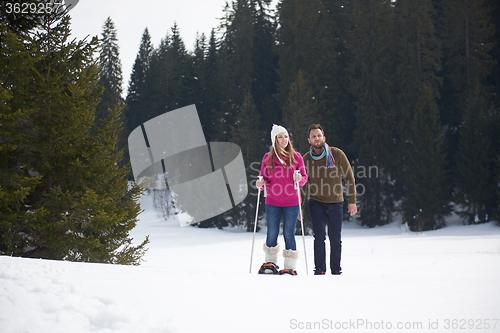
[311,142,324,150]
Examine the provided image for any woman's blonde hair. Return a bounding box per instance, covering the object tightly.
[267,135,297,172]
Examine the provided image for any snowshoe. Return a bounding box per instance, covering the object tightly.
[278,269,297,276]
[314,268,326,275]
[258,262,279,274]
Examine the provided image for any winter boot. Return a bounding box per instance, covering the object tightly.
[279,249,299,275]
[258,243,280,274]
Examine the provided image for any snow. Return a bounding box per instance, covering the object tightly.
[1,194,500,333]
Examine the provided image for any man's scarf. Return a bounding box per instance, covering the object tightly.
[309,142,335,168]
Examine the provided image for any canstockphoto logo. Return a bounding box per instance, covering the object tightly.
[128,105,248,226]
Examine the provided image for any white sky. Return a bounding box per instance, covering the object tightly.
[68,0,279,97]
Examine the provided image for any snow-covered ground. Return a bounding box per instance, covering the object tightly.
[1,194,499,333]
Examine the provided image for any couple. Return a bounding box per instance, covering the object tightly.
[256,124,357,275]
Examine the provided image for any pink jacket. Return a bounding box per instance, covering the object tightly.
[259,151,308,207]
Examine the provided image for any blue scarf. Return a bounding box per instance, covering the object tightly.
[309,142,335,168]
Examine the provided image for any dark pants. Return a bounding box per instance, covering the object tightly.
[308,199,343,273]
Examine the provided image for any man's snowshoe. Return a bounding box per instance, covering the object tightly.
[314,268,326,275]
[278,269,297,275]
[258,262,279,274]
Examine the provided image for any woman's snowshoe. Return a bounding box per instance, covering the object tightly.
[278,269,298,275]
[258,262,279,274]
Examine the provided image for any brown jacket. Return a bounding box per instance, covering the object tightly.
[302,147,356,204]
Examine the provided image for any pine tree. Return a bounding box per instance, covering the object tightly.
[491,108,500,224]
[282,70,319,155]
[220,0,254,103]
[229,92,266,231]
[216,0,255,138]
[0,25,43,255]
[393,0,443,138]
[403,85,449,231]
[393,0,448,227]
[142,23,189,122]
[200,29,224,142]
[488,0,500,106]
[276,0,322,102]
[121,28,153,177]
[178,39,205,113]
[251,0,280,129]
[190,33,208,110]
[440,0,496,128]
[0,15,148,263]
[496,153,500,225]
[439,0,497,224]
[454,83,495,224]
[276,0,344,140]
[394,0,443,97]
[167,23,191,110]
[95,17,124,126]
[347,0,396,227]
[125,28,153,132]
[318,0,356,150]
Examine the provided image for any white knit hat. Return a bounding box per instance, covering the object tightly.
[270,124,288,165]
[271,124,288,147]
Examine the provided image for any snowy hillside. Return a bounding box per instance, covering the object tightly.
[1,194,500,333]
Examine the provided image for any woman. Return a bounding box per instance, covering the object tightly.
[256,124,308,275]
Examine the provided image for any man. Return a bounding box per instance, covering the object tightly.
[302,124,357,275]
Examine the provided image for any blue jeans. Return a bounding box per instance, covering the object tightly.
[309,200,343,273]
[265,204,300,250]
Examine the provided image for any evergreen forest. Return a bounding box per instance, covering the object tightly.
[122,0,500,232]
[1,0,500,264]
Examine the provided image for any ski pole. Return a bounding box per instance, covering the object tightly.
[294,170,309,275]
[249,176,264,274]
